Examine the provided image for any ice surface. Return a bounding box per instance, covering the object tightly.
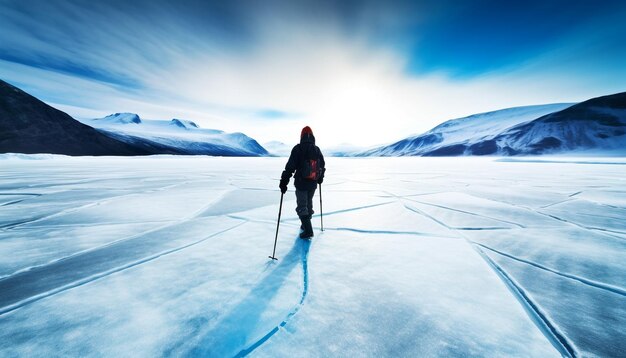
[0,156,624,357]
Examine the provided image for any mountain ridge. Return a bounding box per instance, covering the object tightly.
[358,92,626,157]
[83,113,268,156]
[358,103,572,156]
[0,80,157,156]
[0,80,268,157]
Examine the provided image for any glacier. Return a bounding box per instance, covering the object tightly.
[0,155,624,357]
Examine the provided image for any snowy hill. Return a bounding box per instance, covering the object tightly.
[0,79,267,157]
[491,92,626,155]
[0,80,156,156]
[325,143,371,157]
[263,141,291,156]
[83,114,268,156]
[359,103,572,156]
[361,92,626,156]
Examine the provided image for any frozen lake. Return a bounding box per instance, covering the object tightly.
[0,155,625,357]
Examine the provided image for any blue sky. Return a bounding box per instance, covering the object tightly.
[1,0,625,146]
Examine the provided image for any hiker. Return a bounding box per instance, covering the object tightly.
[279,126,326,239]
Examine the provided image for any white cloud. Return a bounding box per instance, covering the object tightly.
[2,1,624,148]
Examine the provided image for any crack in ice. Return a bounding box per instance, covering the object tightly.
[472,245,577,358]
[401,201,578,357]
[0,222,246,315]
[476,243,626,297]
[0,182,188,230]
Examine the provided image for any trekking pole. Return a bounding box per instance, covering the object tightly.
[269,192,284,260]
[319,184,324,231]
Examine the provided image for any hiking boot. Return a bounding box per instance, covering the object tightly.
[300,214,312,230]
[299,215,314,239]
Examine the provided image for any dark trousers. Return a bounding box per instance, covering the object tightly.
[295,188,316,217]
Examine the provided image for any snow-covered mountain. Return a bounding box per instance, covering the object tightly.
[361,92,626,156]
[325,143,372,157]
[82,113,268,156]
[359,103,572,156]
[263,141,291,156]
[0,80,267,157]
[0,80,156,156]
[491,92,626,155]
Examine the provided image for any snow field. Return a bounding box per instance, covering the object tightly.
[0,156,624,357]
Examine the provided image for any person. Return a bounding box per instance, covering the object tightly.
[279,126,325,239]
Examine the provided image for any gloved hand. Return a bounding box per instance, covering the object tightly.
[279,178,289,194]
[318,168,325,184]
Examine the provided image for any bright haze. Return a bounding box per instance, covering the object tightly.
[1,0,626,148]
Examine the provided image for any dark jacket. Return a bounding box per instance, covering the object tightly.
[281,133,325,191]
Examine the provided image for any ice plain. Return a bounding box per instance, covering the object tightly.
[0,155,625,357]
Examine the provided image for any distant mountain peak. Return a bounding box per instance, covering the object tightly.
[170,118,199,129]
[97,113,141,124]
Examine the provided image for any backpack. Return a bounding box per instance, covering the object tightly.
[300,145,321,181]
[302,158,320,181]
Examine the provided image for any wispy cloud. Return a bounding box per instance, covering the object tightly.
[1,0,625,146]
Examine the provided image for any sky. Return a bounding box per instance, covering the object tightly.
[1,0,626,148]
